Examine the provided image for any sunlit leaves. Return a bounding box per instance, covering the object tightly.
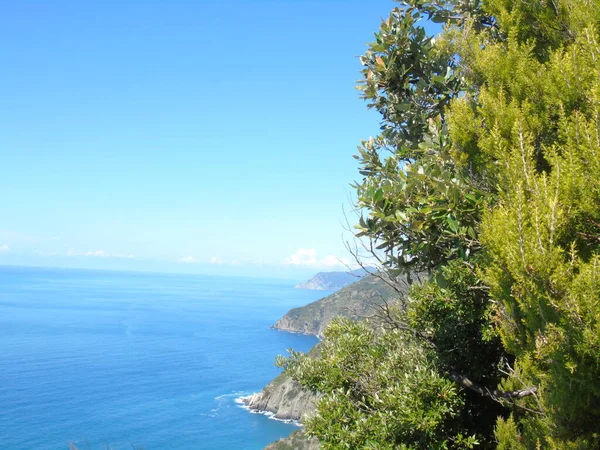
[280,0,600,448]
[277,319,477,449]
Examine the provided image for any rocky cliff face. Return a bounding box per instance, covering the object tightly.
[274,274,404,337]
[242,348,321,448]
[242,371,318,421]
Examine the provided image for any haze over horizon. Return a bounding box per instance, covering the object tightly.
[1,0,399,278]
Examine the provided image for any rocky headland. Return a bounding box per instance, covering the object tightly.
[241,369,318,422]
[245,272,414,449]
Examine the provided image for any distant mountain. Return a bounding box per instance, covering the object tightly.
[294,267,374,291]
[277,273,407,337]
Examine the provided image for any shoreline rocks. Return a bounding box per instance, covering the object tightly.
[241,372,318,422]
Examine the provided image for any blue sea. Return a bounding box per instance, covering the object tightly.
[0,266,322,450]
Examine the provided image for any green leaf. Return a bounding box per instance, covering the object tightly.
[446,215,459,233]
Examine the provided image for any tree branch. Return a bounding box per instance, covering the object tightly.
[449,373,537,400]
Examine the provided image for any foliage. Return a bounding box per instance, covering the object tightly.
[472,22,600,450]
[354,0,482,272]
[445,0,600,446]
[277,319,477,449]
[406,258,507,444]
[279,0,600,448]
[264,430,320,450]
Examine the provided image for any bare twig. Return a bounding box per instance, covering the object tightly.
[449,373,538,400]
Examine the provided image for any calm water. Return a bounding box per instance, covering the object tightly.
[0,266,322,449]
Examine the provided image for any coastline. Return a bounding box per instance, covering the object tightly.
[235,395,302,426]
[269,325,323,339]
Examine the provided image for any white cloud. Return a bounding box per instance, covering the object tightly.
[180,256,240,266]
[283,248,356,269]
[208,257,243,266]
[67,249,107,257]
[65,249,134,259]
[283,248,319,266]
[0,244,8,252]
[179,256,197,264]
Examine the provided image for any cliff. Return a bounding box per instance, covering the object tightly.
[274,274,404,337]
[242,371,318,421]
[243,344,321,421]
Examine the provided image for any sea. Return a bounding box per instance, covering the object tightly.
[0,265,323,450]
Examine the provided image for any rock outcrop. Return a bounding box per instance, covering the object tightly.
[242,371,318,421]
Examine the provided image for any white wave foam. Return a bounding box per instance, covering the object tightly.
[214,391,248,401]
[234,395,301,427]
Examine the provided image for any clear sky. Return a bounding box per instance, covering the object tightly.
[0,0,398,280]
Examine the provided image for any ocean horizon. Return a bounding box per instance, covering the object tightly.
[0,265,322,449]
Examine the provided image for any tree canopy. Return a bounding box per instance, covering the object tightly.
[278,1,600,448]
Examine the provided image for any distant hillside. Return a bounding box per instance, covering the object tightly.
[294,267,373,291]
[275,273,407,337]
[265,430,319,450]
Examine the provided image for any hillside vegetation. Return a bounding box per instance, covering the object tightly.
[277,1,600,448]
[274,274,401,336]
[264,431,320,450]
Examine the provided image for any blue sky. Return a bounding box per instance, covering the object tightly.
[0,0,398,279]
